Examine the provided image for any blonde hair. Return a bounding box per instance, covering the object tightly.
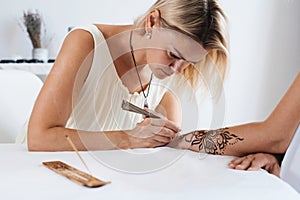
[134,0,229,93]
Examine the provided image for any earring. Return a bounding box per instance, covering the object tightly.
[145,31,152,40]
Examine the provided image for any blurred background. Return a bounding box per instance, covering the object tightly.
[0,0,299,131]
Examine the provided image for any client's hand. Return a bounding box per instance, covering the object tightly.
[228,153,281,177]
[127,114,181,148]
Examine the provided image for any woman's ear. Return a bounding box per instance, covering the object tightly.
[145,9,161,30]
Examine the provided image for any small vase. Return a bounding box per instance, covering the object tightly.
[32,48,48,63]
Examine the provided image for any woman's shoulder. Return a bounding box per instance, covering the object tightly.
[94,24,132,39]
[62,24,107,48]
[67,24,132,42]
[69,24,104,38]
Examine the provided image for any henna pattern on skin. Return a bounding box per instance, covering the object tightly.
[185,128,244,155]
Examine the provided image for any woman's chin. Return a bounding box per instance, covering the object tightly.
[153,70,174,79]
[154,73,169,79]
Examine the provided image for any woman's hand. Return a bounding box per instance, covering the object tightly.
[127,116,181,148]
[228,153,281,177]
[166,132,193,150]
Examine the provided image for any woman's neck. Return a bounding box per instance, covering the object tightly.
[100,25,151,94]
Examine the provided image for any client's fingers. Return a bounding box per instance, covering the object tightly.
[247,159,263,171]
[229,155,254,170]
[229,156,248,168]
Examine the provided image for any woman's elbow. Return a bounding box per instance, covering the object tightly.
[27,130,43,151]
[27,125,50,151]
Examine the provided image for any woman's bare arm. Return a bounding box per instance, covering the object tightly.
[28,29,180,151]
[28,29,95,151]
[155,91,182,127]
[171,73,300,156]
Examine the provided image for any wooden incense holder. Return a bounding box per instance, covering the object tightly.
[43,161,110,188]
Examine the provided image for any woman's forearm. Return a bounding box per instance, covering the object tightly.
[28,117,181,151]
[28,127,131,151]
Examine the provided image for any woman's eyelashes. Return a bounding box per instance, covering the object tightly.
[168,51,180,60]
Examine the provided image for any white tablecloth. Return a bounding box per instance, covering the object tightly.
[0,144,299,200]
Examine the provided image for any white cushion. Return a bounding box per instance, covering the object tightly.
[0,70,43,143]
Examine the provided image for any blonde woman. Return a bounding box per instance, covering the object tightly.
[26,0,229,151]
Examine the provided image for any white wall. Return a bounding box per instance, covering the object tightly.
[0,0,156,59]
[221,0,300,126]
[0,0,299,130]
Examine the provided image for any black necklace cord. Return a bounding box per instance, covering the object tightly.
[129,29,153,108]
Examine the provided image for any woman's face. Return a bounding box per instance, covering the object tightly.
[145,28,206,79]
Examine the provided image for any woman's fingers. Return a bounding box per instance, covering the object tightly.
[148,118,181,133]
[130,115,182,148]
[138,118,180,134]
[153,134,173,144]
[143,108,165,119]
[143,108,181,132]
[229,155,254,170]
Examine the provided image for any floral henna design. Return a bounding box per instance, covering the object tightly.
[185,128,244,155]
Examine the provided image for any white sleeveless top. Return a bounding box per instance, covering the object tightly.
[16,24,168,144]
[65,25,168,131]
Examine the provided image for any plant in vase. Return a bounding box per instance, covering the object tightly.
[22,10,49,63]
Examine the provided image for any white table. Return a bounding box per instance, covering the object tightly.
[0,63,52,82]
[0,144,299,200]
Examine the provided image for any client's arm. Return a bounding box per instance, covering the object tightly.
[170,73,300,156]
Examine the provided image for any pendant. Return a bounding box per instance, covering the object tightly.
[144,99,148,108]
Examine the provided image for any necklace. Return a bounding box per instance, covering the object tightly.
[129,29,153,108]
